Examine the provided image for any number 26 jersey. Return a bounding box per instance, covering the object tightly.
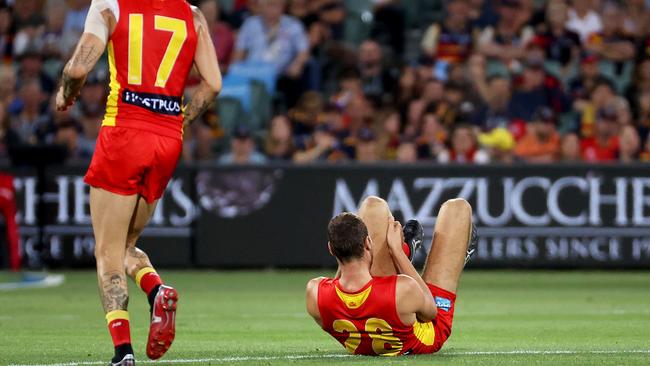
[317,276,438,356]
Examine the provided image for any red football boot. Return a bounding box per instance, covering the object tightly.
[146,285,178,360]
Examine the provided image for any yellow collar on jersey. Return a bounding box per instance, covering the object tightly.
[335,285,372,309]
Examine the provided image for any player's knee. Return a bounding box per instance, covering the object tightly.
[359,196,389,212]
[441,198,472,217]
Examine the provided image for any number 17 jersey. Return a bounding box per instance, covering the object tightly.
[103,0,198,140]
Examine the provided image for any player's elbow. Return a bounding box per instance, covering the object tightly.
[208,78,222,95]
[204,74,222,95]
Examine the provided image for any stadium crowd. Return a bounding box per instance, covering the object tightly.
[1,0,650,164]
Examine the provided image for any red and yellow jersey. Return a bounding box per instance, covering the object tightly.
[103,0,198,140]
[317,276,437,356]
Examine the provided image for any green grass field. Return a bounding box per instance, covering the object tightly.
[0,270,648,366]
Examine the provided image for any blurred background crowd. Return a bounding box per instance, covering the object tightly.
[1,0,650,165]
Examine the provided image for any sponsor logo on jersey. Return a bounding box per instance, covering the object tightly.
[122,89,182,116]
[435,296,452,312]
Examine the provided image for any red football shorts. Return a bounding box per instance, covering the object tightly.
[428,284,457,352]
[84,126,182,203]
[410,284,457,354]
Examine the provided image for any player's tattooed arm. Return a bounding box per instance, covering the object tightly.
[99,271,129,313]
[183,6,222,128]
[183,83,217,126]
[56,33,107,111]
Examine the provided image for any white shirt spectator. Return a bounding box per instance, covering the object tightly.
[566,8,602,42]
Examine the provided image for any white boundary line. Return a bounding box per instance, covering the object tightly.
[8,350,650,366]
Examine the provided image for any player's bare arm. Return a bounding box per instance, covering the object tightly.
[56,33,106,111]
[386,218,437,321]
[56,1,114,111]
[183,7,222,126]
[305,277,326,327]
[394,275,426,324]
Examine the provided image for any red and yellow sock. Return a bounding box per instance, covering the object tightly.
[135,267,163,295]
[106,310,131,347]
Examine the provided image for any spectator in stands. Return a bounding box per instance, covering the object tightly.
[375,109,401,160]
[621,0,650,42]
[395,65,418,117]
[477,127,515,164]
[370,0,406,57]
[438,124,488,164]
[354,127,380,163]
[219,125,268,165]
[509,56,569,121]
[639,132,650,161]
[74,69,108,157]
[468,55,513,130]
[584,3,635,63]
[477,0,534,67]
[0,65,17,107]
[0,102,20,155]
[575,78,617,138]
[421,0,474,65]
[514,106,561,163]
[565,0,602,42]
[568,53,610,102]
[611,96,633,126]
[559,133,581,161]
[16,46,55,93]
[416,110,447,160]
[358,40,398,105]
[48,94,84,158]
[264,114,295,161]
[437,80,472,128]
[200,0,235,71]
[313,0,345,41]
[233,0,309,107]
[342,92,374,137]
[537,1,581,69]
[183,109,220,162]
[41,0,78,62]
[626,58,650,124]
[12,0,44,33]
[396,139,418,163]
[0,3,12,62]
[289,91,326,137]
[9,79,48,145]
[62,0,89,35]
[288,0,345,43]
[469,0,500,29]
[406,78,444,134]
[580,106,620,162]
[619,125,641,163]
[294,123,345,163]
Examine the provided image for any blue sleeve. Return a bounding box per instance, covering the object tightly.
[292,21,309,53]
[235,19,253,52]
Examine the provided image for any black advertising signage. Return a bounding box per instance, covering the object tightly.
[194,165,650,268]
[3,164,650,269]
[5,165,194,267]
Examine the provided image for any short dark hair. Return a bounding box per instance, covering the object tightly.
[327,213,368,262]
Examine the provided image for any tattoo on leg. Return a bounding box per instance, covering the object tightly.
[100,271,129,313]
[127,247,152,275]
